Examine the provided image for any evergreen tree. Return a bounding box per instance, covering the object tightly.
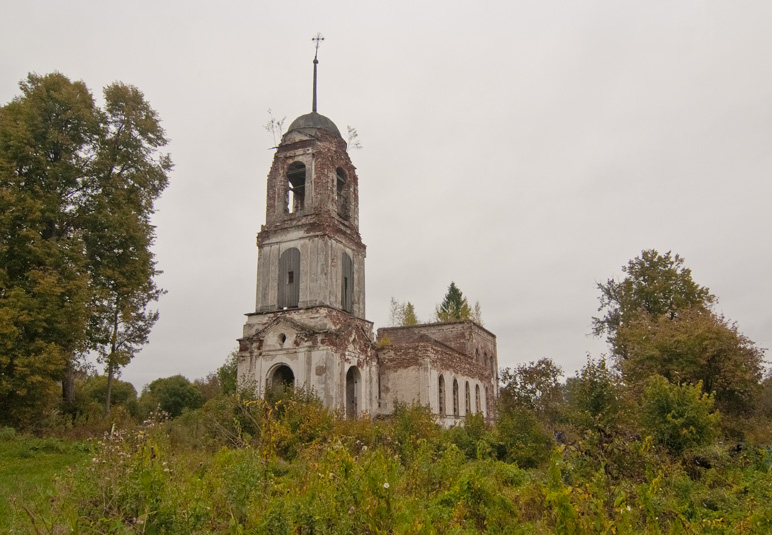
[402,302,418,326]
[436,282,472,322]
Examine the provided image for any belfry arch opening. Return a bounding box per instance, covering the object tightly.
[336,167,349,219]
[346,366,361,418]
[268,364,295,396]
[286,162,306,213]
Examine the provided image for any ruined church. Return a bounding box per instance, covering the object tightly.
[237,48,498,425]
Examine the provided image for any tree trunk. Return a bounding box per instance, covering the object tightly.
[62,358,76,419]
[105,360,114,417]
[104,310,119,418]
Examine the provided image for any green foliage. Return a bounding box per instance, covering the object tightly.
[500,358,565,425]
[565,356,621,434]
[388,297,420,326]
[80,374,138,416]
[6,393,772,534]
[618,306,764,417]
[641,375,720,455]
[140,375,204,418]
[436,281,473,322]
[593,249,715,357]
[0,72,170,426]
[493,406,554,468]
[218,351,238,395]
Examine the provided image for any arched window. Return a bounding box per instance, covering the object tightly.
[336,167,349,219]
[485,386,490,416]
[475,384,481,414]
[341,252,354,313]
[475,348,480,363]
[465,382,471,413]
[452,379,459,417]
[287,162,306,213]
[346,366,360,419]
[268,364,294,396]
[278,248,300,308]
[438,375,446,416]
[484,352,489,372]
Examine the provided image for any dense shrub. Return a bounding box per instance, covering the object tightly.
[641,375,720,454]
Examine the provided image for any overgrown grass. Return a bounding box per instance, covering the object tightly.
[0,427,92,534]
[4,399,772,534]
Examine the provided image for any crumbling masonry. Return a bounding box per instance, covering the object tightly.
[238,96,498,425]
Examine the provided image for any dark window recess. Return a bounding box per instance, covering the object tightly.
[336,167,349,219]
[287,162,306,213]
[278,248,300,308]
[438,375,446,416]
[453,379,459,417]
[341,252,354,312]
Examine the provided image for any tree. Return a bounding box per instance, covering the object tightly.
[0,73,99,426]
[217,350,238,395]
[593,250,714,358]
[499,358,564,425]
[0,73,170,426]
[436,282,472,322]
[402,302,418,326]
[388,298,419,326]
[139,375,204,418]
[84,82,171,416]
[564,357,621,434]
[617,307,763,416]
[594,250,764,417]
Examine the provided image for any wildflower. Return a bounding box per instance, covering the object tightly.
[362,445,368,451]
[383,482,390,489]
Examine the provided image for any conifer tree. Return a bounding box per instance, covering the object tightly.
[436,282,472,322]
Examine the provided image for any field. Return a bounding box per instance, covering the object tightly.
[0,428,92,534]
[3,397,772,534]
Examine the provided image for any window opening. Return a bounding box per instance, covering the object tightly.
[346,366,360,419]
[438,375,446,416]
[269,365,294,397]
[452,379,459,417]
[475,384,481,414]
[465,382,471,413]
[341,252,354,312]
[278,248,300,308]
[336,167,349,219]
[287,162,306,213]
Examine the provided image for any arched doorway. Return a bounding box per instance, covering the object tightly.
[346,366,361,418]
[268,364,295,396]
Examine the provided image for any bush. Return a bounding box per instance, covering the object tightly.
[492,406,554,468]
[139,375,204,418]
[641,375,720,454]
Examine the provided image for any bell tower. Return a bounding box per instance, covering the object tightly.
[239,36,376,415]
[254,109,366,318]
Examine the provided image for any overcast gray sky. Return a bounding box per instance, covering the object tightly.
[2,1,771,391]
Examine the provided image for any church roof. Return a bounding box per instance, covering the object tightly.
[287,111,340,136]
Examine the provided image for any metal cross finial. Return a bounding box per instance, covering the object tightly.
[312,33,325,63]
[311,33,325,112]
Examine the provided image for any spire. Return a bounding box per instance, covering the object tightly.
[312,33,324,113]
